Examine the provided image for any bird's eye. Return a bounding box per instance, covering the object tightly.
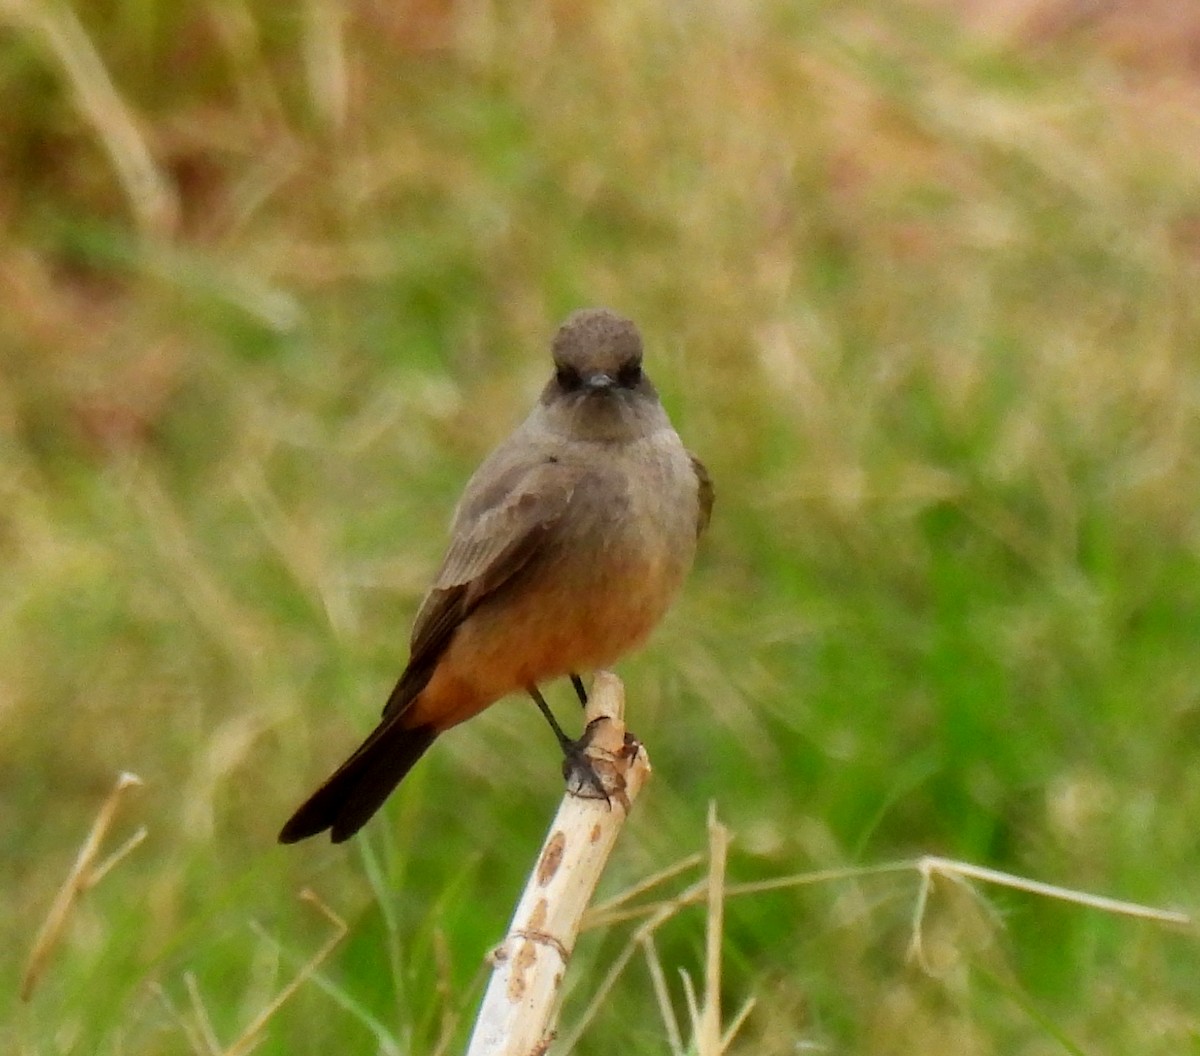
[617,363,642,388]
[556,366,582,391]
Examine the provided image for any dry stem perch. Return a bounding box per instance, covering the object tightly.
[22,771,146,1001]
[466,672,651,1056]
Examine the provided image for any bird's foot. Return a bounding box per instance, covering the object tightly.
[561,719,642,807]
[620,730,641,762]
[561,717,612,802]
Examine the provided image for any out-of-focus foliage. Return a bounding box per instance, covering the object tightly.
[4,1,1200,1053]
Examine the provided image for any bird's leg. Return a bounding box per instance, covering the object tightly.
[570,674,588,707]
[527,685,608,802]
[528,684,574,752]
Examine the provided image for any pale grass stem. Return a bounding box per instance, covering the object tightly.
[219,889,347,1056]
[150,981,212,1056]
[21,771,145,1001]
[697,803,730,1055]
[248,917,402,1056]
[559,805,753,1055]
[430,926,460,1056]
[679,969,701,1044]
[560,836,1191,1051]
[554,880,708,1052]
[0,0,176,237]
[640,933,684,1056]
[169,909,347,1056]
[302,0,348,137]
[907,854,1193,967]
[185,971,222,1056]
[585,851,707,924]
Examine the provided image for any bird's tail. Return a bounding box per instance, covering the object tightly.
[278,717,438,844]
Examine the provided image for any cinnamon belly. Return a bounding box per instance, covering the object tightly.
[406,551,682,733]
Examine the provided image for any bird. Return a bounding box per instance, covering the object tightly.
[279,308,713,843]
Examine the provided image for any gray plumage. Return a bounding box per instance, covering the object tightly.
[280,308,711,843]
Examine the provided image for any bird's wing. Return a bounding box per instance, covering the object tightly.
[689,452,714,539]
[381,457,582,719]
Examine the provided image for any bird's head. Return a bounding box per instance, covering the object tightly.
[539,308,666,442]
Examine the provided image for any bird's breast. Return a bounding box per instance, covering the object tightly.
[415,430,699,729]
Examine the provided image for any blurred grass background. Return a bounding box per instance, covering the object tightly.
[4,0,1200,1052]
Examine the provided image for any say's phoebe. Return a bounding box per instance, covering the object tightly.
[279,308,713,843]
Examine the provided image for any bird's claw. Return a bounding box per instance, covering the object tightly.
[562,717,612,802]
[560,718,640,809]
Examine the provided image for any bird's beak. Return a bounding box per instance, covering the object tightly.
[583,372,615,392]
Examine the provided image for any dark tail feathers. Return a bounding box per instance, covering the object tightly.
[279,719,438,844]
